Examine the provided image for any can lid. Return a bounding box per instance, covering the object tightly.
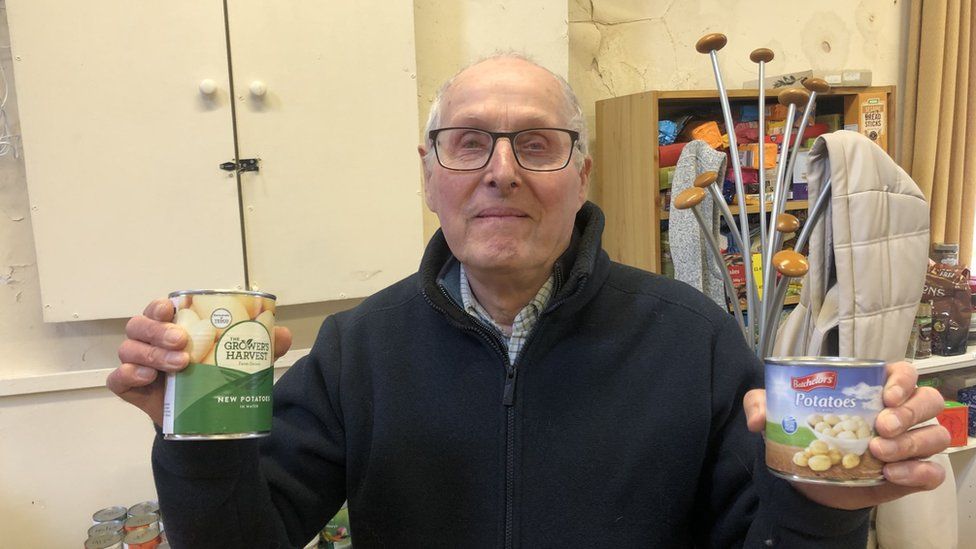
[127,500,160,516]
[84,532,124,548]
[124,525,161,544]
[124,514,158,528]
[168,288,277,300]
[88,520,124,537]
[92,506,128,522]
[766,356,886,368]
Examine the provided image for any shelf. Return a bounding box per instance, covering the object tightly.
[660,200,808,220]
[910,347,976,375]
[943,437,976,455]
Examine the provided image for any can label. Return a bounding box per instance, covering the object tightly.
[163,290,276,438]
[765,357,886,484]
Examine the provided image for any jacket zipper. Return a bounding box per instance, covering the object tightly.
[425,264,585,549]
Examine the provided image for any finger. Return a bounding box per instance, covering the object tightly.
[743,389,766,432]
[870,424,951,462]
[274,326,293,360]
[106,362,160,396]
[883,361,918,408]
[125,316,187,350]
[883,459,947,490]
[875,386,945,438]
[117,339,188,373]
[143,298,176,322]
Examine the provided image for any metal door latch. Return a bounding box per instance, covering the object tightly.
[219,158,260,173]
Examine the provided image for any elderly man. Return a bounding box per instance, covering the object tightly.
[110,55,948,548]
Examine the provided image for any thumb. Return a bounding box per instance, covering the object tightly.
[743,389,766,432]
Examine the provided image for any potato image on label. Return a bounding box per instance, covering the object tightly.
[764,357,886,486]
[163,289,277,440]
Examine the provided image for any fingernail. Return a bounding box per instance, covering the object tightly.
[165,351,187,367]
[135,366,156,381]
[874,437,898,457]
[163,328,183,346]
[881,412,902,432]
[885,462,909,483]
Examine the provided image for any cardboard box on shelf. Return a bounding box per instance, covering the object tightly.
[844,91,888,149]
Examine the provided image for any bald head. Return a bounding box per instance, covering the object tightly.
[422,54,588,162]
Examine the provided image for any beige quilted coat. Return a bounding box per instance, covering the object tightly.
[772,130,956,549]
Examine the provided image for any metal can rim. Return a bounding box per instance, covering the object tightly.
[766,356,885,368]
[92,506,128,522]
[168,288,277,300]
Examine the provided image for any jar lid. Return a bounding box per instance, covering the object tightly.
[934,243,959,251]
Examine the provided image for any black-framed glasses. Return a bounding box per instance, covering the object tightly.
[428,127,580,172]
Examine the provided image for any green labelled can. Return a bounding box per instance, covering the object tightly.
[163,289,276,440]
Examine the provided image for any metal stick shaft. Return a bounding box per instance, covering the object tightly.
[761,104,797,337]
[706,184,745,253]
[761,177,831,356]
[778,92,818,220]
[793,178,832,254]
[691,206,748,339]
[758,64,768,260]
[761,270,794,357]
[709,50,755,350]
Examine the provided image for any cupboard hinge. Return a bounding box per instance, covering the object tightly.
[219,158,260,173]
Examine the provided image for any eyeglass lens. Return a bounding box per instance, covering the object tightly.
[434,128,573,171]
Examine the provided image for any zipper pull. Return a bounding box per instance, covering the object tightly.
[502,368,518,406]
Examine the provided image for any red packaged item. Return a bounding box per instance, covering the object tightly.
[659,142,687,168]
[937,401,969,446]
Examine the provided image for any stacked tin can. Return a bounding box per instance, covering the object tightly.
[86,501,166,549]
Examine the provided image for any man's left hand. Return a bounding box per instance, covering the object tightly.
[744,361,950,510]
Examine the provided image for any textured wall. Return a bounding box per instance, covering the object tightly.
[568,0,911,171]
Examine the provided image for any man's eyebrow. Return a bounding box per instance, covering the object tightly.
[451,113,560,128]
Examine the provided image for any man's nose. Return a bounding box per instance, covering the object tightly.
[485,138,519,189]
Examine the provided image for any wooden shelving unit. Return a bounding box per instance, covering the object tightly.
[594,86,896,274]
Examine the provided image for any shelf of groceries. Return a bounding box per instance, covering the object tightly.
[911,345,976,375]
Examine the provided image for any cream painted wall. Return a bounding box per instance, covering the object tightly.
[0,2,567,546]
[568,0,912,188]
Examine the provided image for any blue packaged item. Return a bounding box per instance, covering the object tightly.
[740,105,759,122]
[658,120,678,145]
[958,386,976,436]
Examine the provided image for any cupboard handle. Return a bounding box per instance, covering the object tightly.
[249,81,267,97]
[199,79,218,95]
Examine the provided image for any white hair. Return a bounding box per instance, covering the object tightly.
[422,52,589,169]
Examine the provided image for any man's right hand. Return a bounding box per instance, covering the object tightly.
[107,298,293,426]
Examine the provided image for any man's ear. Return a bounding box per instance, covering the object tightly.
[418,145,436,212]
[577,156,592,205]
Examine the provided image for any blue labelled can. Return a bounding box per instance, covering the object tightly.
[765,356,887,486]
[163,289,276,440]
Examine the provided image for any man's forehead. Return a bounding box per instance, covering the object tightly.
[440,59,567,126]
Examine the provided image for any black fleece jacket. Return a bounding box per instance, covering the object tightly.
[152,202,869,548]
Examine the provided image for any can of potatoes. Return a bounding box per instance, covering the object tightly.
[764,356,887,485]
[163,289,276,440]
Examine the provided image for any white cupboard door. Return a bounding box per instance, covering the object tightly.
[6,1,245,321]
[226,2,424,304]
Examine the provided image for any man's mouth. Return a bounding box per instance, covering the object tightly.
[476,208,528,218]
